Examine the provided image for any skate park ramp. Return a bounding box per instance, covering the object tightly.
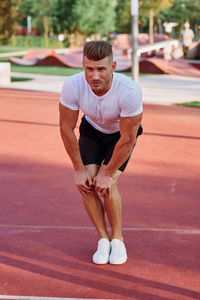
[9,34,200,77]
[139,57,200,77]
[9,48,83,68]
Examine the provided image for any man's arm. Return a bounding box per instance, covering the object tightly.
[105,113,143,176]
[94,113,143,195]
[59,103,93,193]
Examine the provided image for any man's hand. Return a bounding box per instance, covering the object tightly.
[93,171,113,197]
[74,170,93,195]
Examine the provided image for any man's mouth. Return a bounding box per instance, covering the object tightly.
[91,81,101,87]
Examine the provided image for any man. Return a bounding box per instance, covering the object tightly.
[163,21,178,38]
[59,40,143,265]
[180,22,194,58]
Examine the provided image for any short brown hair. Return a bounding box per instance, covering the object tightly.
[83,40,113,61]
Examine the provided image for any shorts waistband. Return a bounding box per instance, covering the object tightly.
[82,115,120,137]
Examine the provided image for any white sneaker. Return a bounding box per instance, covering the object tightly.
[92,238,111,264]
[109,239,127,265]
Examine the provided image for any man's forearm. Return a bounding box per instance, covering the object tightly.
[103,136,136,177]
[60,128,85,171]
[102,114,143,177]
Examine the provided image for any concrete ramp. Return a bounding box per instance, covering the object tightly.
[9,48,200,77]
[139,57,200,77]
[9,49,57,66]
[9,48,83,68]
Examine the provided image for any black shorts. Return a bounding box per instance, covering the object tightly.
[79,116,143,172]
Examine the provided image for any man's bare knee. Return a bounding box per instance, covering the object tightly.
[85,164,100,179]
[81,188,98,201]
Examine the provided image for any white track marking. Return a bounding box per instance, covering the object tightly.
[0,224,199,234]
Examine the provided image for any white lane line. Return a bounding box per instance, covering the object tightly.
[0,225,95,230]
[124,227,200,234]
[0,224,199,234]
[0,297,116,300]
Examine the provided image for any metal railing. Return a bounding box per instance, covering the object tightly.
[137,39,179,56]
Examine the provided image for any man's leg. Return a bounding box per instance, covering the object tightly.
[81,164,111,264]
[183,45,188,58]
[80,164,127,264]
[81,164,110,240]
[100,166,123,241]
[98,165,127,265]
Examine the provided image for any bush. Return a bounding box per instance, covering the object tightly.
[6,36,62,48]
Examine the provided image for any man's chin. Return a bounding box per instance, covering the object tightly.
[91,83,101,90]
[92,86,106,96]
[92,87,100,93]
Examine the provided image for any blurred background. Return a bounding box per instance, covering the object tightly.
[0,0,199,49]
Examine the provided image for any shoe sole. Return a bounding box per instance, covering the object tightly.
[109,256,127,265]
[92,255,109,264]
[93,260,109,264]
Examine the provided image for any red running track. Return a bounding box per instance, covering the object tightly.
[0,88,200,300]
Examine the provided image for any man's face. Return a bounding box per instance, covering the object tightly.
[83,56,116,96]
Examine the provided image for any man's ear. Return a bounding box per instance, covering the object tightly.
[82,55,86,68]
[112,61,117,72]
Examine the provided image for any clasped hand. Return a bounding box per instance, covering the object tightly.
[74,169,113,197]
[93,172,113,197]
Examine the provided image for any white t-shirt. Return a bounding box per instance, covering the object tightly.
[60,72,143,134]
[180,29,194,47]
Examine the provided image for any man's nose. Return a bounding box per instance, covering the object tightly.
[91,70,100,80]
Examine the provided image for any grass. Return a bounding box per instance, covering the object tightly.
[1,36,62,49]
[175,101,200,108]
[0,56,129,76]
[0,54,165,77]
[12,64,84,76]
[0,56,23,61]
[0,56,83,76]
[0,57,15,62]
[11,77,33,82]
[11,64,148,77]
[0,58,146,77]
[0,46,29,53]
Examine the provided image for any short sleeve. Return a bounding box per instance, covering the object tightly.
[60,78,79,110]
[120,84,143,117]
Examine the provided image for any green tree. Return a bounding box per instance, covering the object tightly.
[51,0,76,34]
[72,0,116,37]
[160,0,200,37]
[19,0,35,27]
[115,0,176,38]
[140,0,174,42]
[20,0,54,45]
[31,0,54,46]
[0,0,21,44]
[115,0,131,33]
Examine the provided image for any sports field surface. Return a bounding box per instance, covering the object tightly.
[0,88,200,300]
